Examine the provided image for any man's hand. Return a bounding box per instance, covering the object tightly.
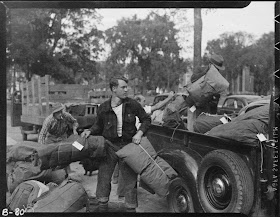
[73,127,78,135]
[81,129,91,138]
[132,130,143,145]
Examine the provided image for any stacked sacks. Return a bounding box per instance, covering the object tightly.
[7,180,50,212]
[26,178,88,213]
[7,178,88,213]
[116,137,178,197]
[161,64,229,128]
[6,142,67,194]
[207,104,271,144]
[6,135,106,194]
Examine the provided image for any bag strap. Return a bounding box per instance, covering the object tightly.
[138,144,167,177]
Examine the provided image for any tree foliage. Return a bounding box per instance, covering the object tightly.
[7,8,104,83]
[238,32,274,95]
[105,12,188,93]
[204,31,273,95]
[204,31,254,91]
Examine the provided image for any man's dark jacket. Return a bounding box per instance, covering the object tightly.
[89,97,151,142]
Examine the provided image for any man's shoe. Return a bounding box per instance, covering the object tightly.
[126,208,136,213]
[118,196,125,202]
[98,202,108,212]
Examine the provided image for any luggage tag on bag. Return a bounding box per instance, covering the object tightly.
[72,141,84,151]
[220,117,228,124]
[189,105,196,113]
[257,133,267,142]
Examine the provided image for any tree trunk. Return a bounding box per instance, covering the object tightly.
[193,9,202,75]
[138,57,150,95]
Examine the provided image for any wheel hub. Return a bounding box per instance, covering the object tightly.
[212,178,226,196]
[205,166,232,210]
[175,190,189,212]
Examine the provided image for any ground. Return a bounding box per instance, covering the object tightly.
[6,100,169,213]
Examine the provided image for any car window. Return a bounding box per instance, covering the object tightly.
[223,99,235,108]
[236,100,244,109]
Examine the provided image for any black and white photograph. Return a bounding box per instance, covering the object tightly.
[3,1,279,215]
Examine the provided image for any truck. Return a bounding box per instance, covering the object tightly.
[144,94,278,216]
[11,75,99,140]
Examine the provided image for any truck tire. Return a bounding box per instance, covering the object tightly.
[197,149,254,214]
[167,177,194,213]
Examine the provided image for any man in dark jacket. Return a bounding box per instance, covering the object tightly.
[81,75,151,212]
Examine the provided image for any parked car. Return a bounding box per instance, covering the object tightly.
[217,94,263,116]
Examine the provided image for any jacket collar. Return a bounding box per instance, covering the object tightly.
[103,97,131,112]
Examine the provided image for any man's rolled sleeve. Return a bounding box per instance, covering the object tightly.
[38,117,52,144]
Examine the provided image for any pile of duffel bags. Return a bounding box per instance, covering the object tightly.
[7,178,88,212]
[206,103,273,144]
[194,102,278,145]
[161,64,229,128]
[6,134,106,212]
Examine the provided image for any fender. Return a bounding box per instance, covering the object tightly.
[158,147,203,213]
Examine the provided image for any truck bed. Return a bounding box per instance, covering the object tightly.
[147,123,257,158]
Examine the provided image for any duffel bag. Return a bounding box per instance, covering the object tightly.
[116,137,157,174]
[204,64,229,93]
[116,137,178,197]
[162,95,193,122]
[7,180,49,211]
[38,135,106,170]
[193,113,231,134]
[232,104,270,125]
[140,155,178,197]
[27,179,88,213]
[7,161,66,194]
[7,141,45,163]
[187,65,228,104]
[7,161,42,194]
[207,119,268,144]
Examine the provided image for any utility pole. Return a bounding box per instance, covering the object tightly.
[193,8,202,75]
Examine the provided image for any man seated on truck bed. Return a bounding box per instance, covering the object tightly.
[38,103,79,145]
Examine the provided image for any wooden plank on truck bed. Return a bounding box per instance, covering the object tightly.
[21,115,46,126]
[49,84,91,103]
